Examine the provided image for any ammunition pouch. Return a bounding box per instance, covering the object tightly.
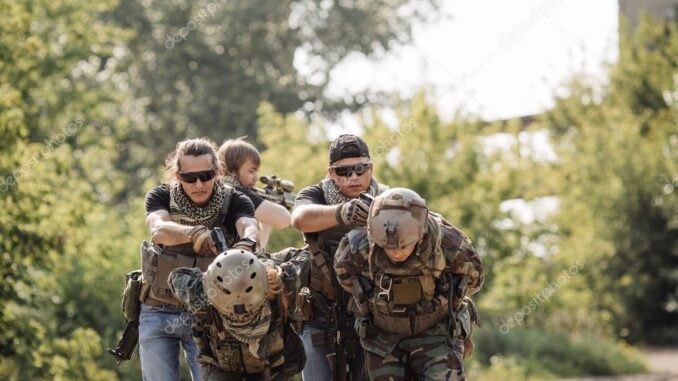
[458,297,479,358]
[391,276,423,305]
[310,329,327,348]
[213,340,244,372]
[351,278,371,317]
[355,316,377,339]
[140,240,213,306]
[369,296,449,336]
[295,287,314,321]
[121,269,143,321]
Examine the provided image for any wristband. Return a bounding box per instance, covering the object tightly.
[335,205,344,225]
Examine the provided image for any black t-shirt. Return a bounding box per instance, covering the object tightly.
[238,186,265,210]
[294,183,328,242]
[294,183,327,208]
[145,184,255,238]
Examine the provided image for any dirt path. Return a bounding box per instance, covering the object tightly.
[558,348,678,381]
[645,348,678,376]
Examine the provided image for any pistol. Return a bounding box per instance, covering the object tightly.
[211,227,228,253]
[359,191,374,206]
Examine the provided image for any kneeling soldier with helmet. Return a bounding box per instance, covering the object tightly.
[334,188,484,381]
[169,247,309,381]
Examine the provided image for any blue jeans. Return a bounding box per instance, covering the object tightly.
[139,303,202,381]
[300,320,364,381]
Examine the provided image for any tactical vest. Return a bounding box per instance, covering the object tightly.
[305,184,388,303]
[367,269,449,337]
[305,223,354,302]
[347,226,449,336]
[195,297,288,374]
[140,185,234,306]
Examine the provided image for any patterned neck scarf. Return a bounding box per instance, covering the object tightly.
[321,176,380,205]
[219,302,272,359]
[222,175,243,189]
[169,180,226,228]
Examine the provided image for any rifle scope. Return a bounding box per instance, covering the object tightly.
[259,175,295,193]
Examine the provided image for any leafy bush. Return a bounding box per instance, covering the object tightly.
[472,326,647,378]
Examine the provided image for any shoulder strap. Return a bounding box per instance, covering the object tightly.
[217,185,235,243]
[309,240,337,300]
[218,184,234,224]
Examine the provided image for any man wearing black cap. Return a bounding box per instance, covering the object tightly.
[292,134,388,381]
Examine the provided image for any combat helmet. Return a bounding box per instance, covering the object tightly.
[202,249,268,319]
[367,188,428,249]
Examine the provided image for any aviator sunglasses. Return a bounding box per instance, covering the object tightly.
[331,161,372,177]
[178,169,217,183]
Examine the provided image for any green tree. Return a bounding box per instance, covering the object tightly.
[108,0,441,171]
[541,14,678,343]
[0,0,144,378]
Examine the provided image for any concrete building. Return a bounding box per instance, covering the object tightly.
[619,0,678,30]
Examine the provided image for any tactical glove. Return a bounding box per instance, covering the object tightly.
[188,226,218,256]
[336,198,370,226]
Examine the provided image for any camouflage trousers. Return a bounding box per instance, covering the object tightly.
[364,335,465,381]
[201,363,299,381]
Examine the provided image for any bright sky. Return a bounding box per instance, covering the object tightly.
[316,0,619,126]
[301,0,619,229]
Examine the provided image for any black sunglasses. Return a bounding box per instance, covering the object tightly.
[331,162,372,177]
[178,169,217,183]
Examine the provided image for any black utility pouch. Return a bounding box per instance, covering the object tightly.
[295,287,314,321]
[121,269,143,321]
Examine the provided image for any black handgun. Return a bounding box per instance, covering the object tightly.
[211,227,228,253]
[359,191,374,206]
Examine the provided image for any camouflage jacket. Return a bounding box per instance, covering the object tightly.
[169,247,310,372]
[334,214,484,356]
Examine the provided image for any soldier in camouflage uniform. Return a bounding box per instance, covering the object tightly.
[168,247,310,381]
[334,188,484,381]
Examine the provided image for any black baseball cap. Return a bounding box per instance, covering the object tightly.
[329,134,370,164]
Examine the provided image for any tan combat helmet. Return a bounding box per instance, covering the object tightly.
[368,187,428,249]
[202,249,268,318]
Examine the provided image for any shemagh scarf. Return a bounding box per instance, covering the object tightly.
[219,302,272,359]
[321,176,380,205]
[169,180,226,228]
[222,175,243,189]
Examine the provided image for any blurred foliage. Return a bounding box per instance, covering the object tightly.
[0,1,676,379]
[472,326,646,379]
[106,0,441,182]
[538,13,678,343]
